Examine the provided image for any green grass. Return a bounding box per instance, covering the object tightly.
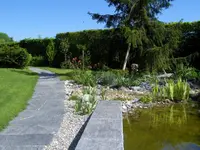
[0,68,38,130]
[41,67,74,80]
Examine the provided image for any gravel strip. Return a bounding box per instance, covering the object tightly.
[45,80,88,150]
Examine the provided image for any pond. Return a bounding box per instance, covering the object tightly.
[123,103,200,150]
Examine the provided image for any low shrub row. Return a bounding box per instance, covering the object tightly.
[0,44,31,68]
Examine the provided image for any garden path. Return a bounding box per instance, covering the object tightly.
[0,67,65,150]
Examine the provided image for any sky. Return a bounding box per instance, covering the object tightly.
[0,0,200,41]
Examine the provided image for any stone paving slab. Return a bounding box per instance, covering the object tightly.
[75,100,124,150]
[0,134,53,146]
[0,146,45,150]
[0,67,65,150]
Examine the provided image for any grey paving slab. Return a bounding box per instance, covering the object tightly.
[0,145,45,150]
[0,67,65,149]
[75,100,124,150]
[0,134,53,146]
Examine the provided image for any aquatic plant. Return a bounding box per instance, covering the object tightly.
[142,78,190,102]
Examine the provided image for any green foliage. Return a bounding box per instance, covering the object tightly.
[46,39,56,66]
[89,0,175,71]
[140,95,153,103]
[0,45,31,68]
[146,79,190,102]
[0,32,13,43]
[69,95,80,101]
[100,87,107,100]
[89,0,173,28]
[56,29,126,69]
[75,86,97,115]
[72,70,97,87]
[0,20,198,70]
[19,38,53,56]
[59,38,70,62]
[97,71,117,86]
[30,56,46,66]
[174,63,200,80]
[60,60,73,69]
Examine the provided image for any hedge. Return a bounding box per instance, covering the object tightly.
[55,22,200,69]
[19,38,55,66]
[0,44,31,68]
[1,21,199,69]
[55,29,127,68]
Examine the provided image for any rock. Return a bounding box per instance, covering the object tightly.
[119,86,129,91]
[130,86,143,91]
[140,82,152,91]
[188,81,200,90]
[190,92,200,101]
[132,98,139,103]
[164,99,171,103]
[126,101,132,107]
[122,105,127,110]
[134,91,144,95]
[157,73,173,78]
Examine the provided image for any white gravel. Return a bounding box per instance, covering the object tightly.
[44,80,88,150]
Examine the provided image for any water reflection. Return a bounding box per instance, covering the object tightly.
[123,103,200,150]
[162,143,200,150]
[150,105,188,128]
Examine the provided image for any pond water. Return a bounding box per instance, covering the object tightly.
[123,103,200,150]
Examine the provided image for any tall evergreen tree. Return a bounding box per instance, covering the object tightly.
[89,0,177,71]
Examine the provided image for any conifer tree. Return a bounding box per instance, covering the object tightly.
[89,0,177,71]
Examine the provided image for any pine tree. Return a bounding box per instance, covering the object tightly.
[89,0,176,71]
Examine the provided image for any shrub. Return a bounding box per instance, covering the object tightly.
[60,57,82,69]
[75,86,97,115]
[30,56,46,66]
[72,70,96,87]
[97,71,117,86]
[110,69,129,77]
[0,45,31,68]
[174,63,200,80]
[19,38,53,57]
[60,60,73,69]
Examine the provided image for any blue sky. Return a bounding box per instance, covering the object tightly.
[0,0,199,41]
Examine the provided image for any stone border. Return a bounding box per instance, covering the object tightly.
[75,100,124,150]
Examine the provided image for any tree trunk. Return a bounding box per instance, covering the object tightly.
[64,53,67,62]
[122,43,131,70]
[82,49,84,70]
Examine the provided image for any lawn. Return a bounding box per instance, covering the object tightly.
[0,68,38,130]
[41,67,74,80]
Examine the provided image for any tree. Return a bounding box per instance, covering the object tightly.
[46,39,56,66]
[89,0,175,71]
[60,38,70,62]
[0,32,13,44]
[77,44,87,70]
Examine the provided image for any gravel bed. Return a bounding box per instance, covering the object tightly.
[44,80,88,150]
